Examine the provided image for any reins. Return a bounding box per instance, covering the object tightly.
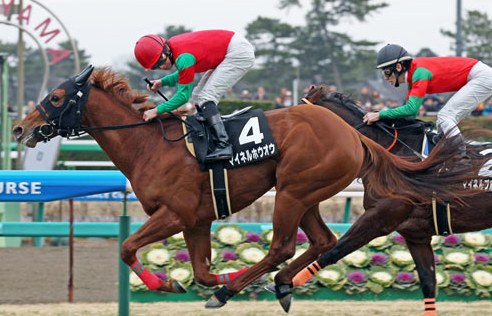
[65,112,193,142]
[38,101,194,143]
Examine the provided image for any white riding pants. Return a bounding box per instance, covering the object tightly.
[437,61,492,137]
[191,34,255,107]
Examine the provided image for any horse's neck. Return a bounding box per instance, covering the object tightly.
[82,91,167,179]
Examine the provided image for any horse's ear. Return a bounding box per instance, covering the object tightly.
[306,85,323,104]
[74,65,94,87]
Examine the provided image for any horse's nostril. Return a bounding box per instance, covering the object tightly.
[13,126,23,139]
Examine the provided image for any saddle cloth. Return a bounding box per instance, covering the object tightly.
[183,108,277,171]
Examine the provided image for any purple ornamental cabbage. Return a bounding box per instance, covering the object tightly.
[222,251,237,261]
[396,272,414,283]
[434,253,440,264]
[474,253,490,263]
[371,253,388,265]
[246,232,261,243]
[392,235,406,244]
[347,271,366,284]
[154,272,167,280]
[451,273,466,284]
[444,235,460,245]
[297,231,308,244]
[175,250,190,262]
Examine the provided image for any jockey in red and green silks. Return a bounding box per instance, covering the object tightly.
[134,30,255,162]
[363,44,492,145]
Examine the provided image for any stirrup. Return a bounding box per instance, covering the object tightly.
[205,147,232,162]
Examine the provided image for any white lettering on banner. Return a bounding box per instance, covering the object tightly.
[0,182,42,194]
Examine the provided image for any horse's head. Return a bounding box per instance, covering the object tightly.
[303,85,328,105]
[13,65,94,147]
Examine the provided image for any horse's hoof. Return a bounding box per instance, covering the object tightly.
[279,294,293,313]
[205,295,226,309]
[172,280,187,293]
[264,282,276,294]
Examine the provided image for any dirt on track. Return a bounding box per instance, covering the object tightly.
[2,301,492,316]
[2,243,492,315]
[0,240,119,304]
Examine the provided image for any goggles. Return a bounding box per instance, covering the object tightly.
[151,54,168,70]
[382,67,395,78]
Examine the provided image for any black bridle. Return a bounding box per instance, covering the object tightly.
[33,66,193,143]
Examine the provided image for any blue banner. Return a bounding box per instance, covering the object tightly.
[0,171,128,202]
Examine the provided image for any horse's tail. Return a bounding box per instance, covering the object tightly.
[358,133,483,205]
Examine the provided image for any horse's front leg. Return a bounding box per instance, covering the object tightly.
[121,205,187,293]
[184,224,248,287]
[403,237,437,316]
[205,192,306,309]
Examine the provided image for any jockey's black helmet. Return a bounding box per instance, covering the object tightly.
[376,44,412,69]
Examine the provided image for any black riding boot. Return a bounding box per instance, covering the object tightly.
[201,101,233,162]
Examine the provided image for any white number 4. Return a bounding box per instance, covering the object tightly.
[239,117,264,145]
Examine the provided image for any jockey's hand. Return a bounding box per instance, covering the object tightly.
[147,80,162,93]
[363,112,380,125]
[143,108,158,122]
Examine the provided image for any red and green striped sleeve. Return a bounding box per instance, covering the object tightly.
[379,67,433,119]
[156,53,196,113]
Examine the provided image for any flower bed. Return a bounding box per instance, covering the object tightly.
[130,225,492,300]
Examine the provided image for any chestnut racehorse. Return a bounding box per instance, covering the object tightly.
[13,67,483,309]
[268,85,492,315]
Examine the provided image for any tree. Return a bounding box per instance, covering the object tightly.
[441,10,492,65]
[280,0,388,90]
[243,17,300,96]
[415,47,438,58]
[0,40,90,106]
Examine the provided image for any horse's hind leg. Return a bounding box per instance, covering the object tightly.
[184,223,248,287]
[403,237,437,316]
[121,205,186,293]
[274,204,337,286]
[282,200,412,294]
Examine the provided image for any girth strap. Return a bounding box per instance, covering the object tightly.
[209,163,232,220]
[432,197,453,236]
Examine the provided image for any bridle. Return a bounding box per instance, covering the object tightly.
[33,68,193,143]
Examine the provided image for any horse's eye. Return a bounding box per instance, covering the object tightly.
[51,95,60,103]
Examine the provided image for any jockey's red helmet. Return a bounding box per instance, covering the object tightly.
[134,35,167,71]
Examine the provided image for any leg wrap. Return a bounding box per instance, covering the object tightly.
[317,248,339,267]
[214,286,234,303]
[216,267,248,285]
[275,283,292,299]
[130,260,162,291]
[292,261,322,287]
[424,298,437,316]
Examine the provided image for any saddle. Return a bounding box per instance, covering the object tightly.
[182,107,277,220]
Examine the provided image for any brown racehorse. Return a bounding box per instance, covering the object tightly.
[268,85,492,315]
[13,67,483,309]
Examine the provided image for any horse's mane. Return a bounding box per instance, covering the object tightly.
[314,85,433,133]
[91,67,148,109]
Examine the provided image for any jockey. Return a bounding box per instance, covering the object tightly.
[363,44,492,147]
[134,30,255,162]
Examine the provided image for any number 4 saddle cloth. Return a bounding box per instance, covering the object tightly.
[182,107,278,171]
